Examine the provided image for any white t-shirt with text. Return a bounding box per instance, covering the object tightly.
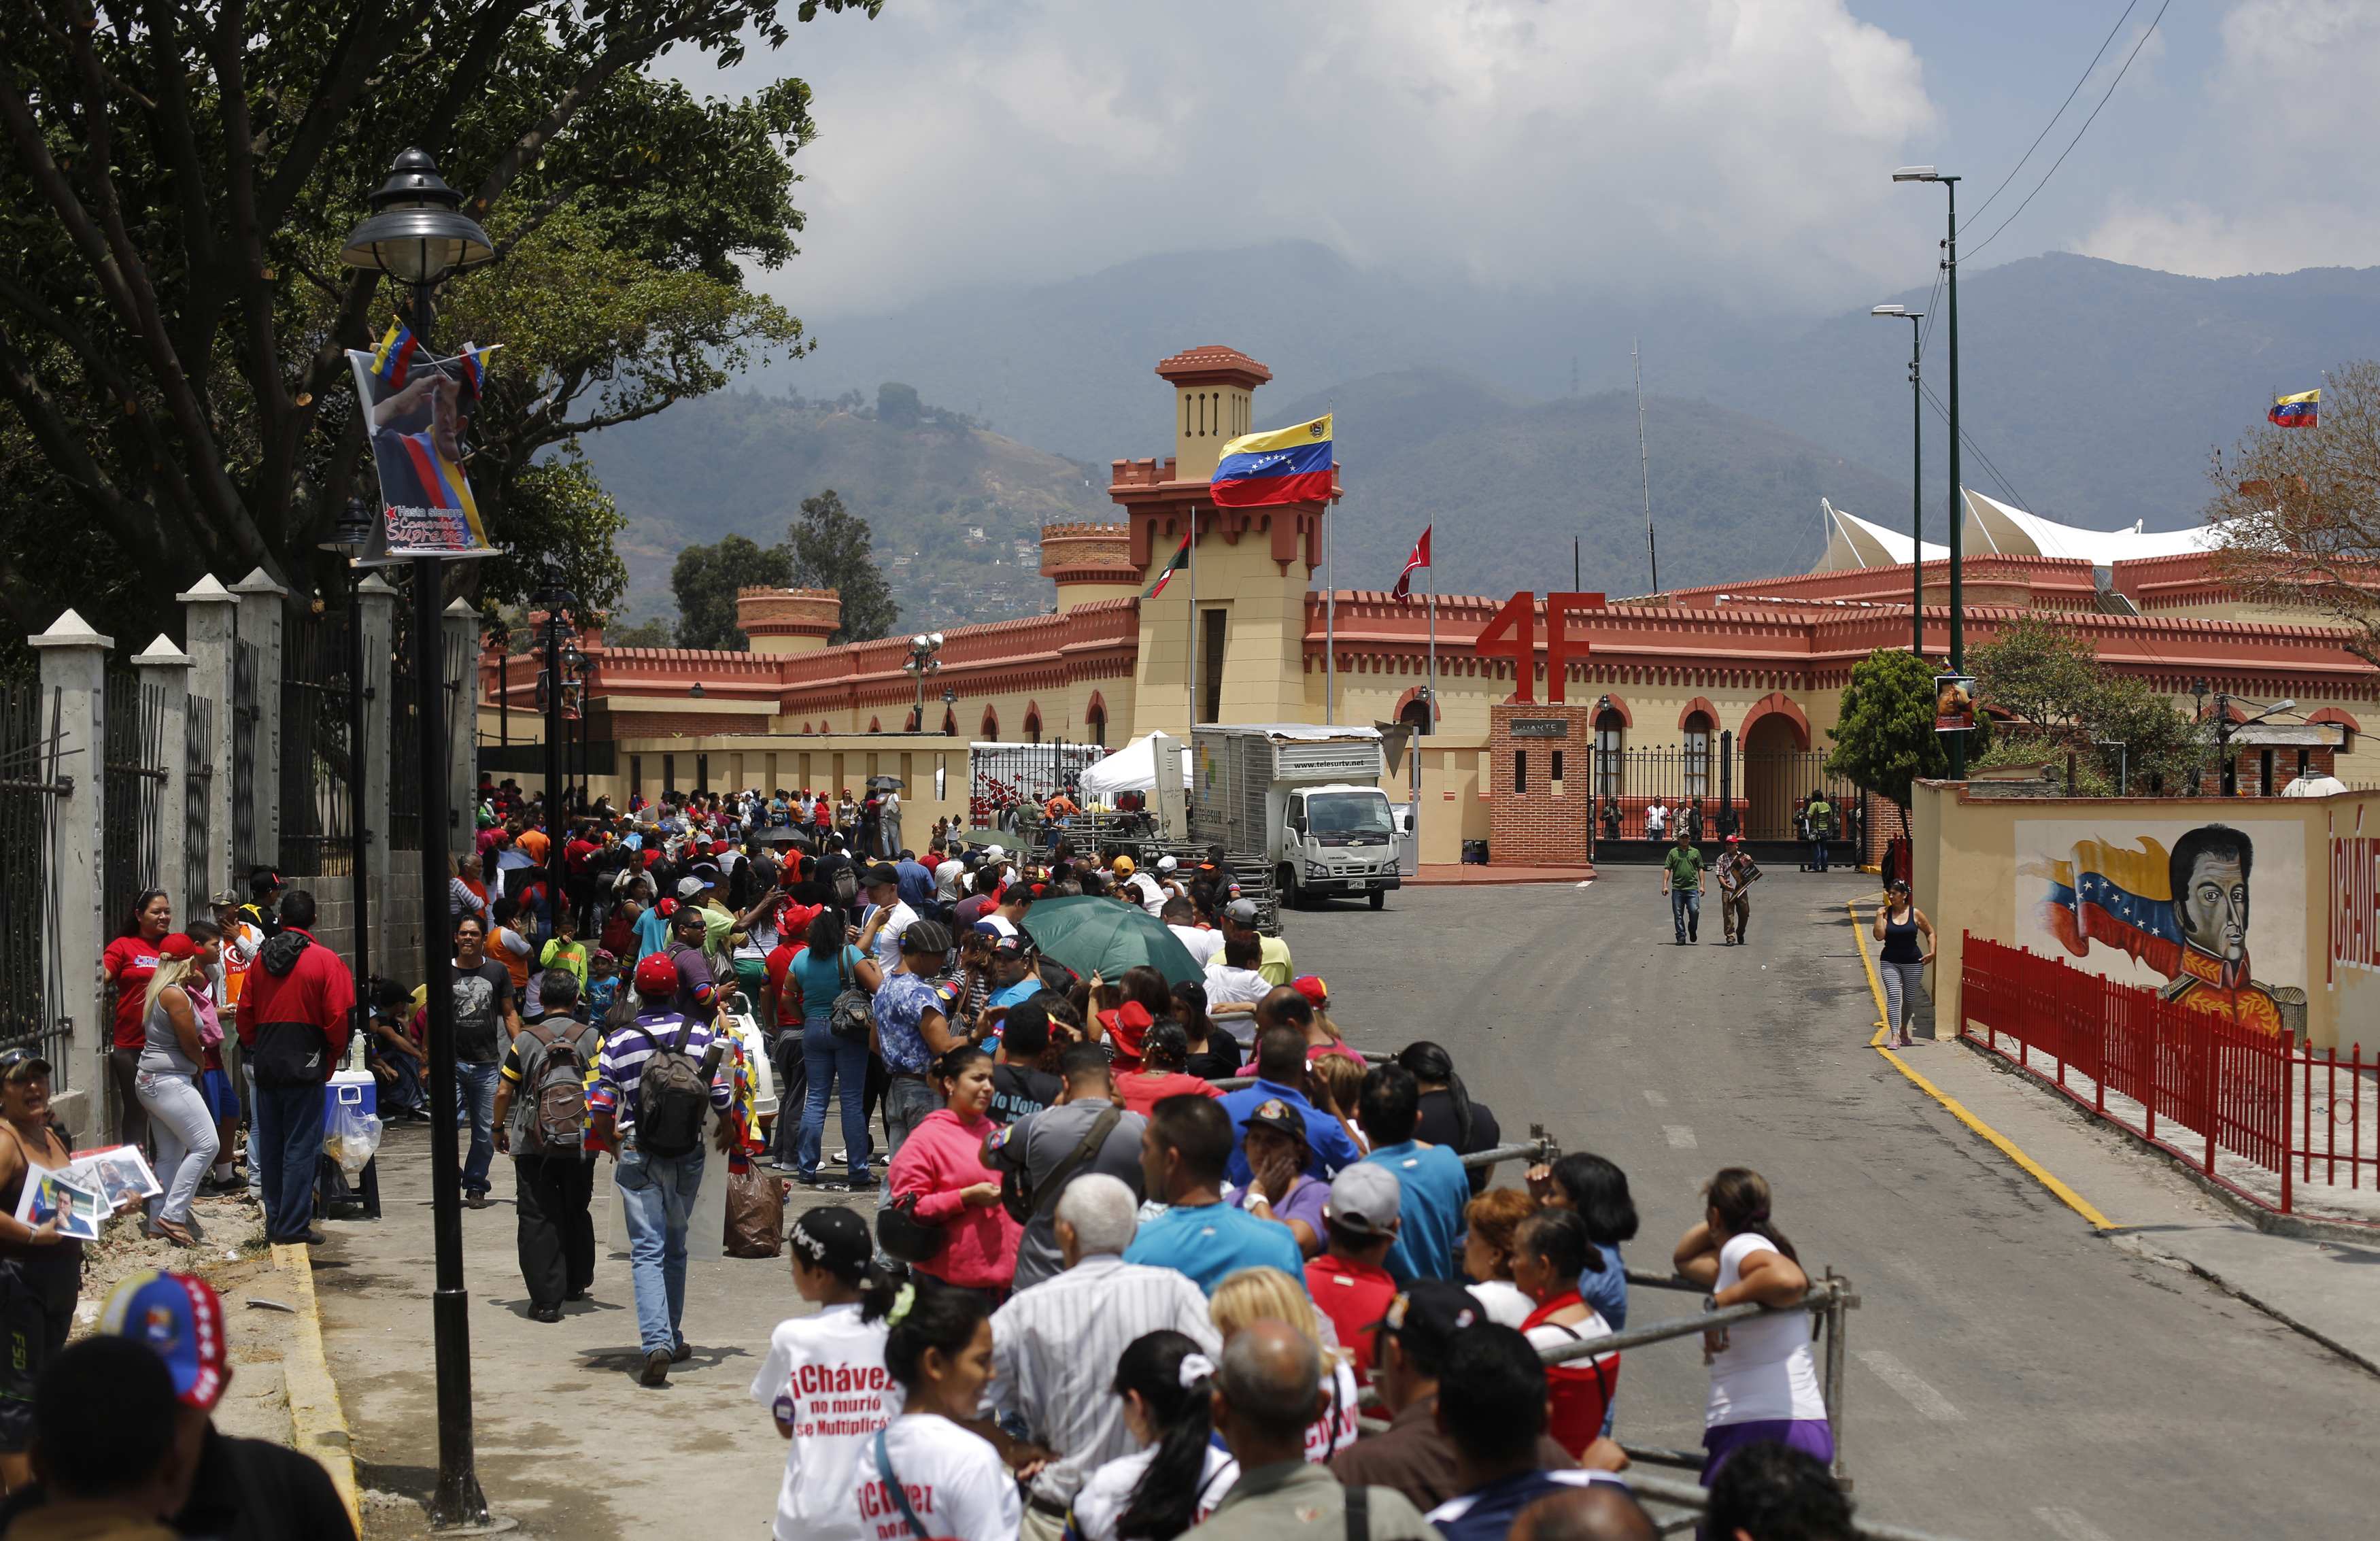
[857,1412,1021,1540]
[749,1304,901,1541]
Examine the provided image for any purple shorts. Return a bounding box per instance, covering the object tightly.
[1700,1418,1835,1486]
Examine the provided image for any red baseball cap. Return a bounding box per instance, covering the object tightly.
[1098,1000,1153,1057]
[634,953,680,998]
[1291,975,1329,1006]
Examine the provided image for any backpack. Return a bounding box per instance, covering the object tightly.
[830,862,860,908]
[515,1019,590,1153]
[632,1019,720,1158]
[830,949,874,1046]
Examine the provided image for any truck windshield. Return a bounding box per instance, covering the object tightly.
[1308,792,1394,844]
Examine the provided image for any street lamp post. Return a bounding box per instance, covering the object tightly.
[1894,165,1964,775]
[534,573,577,819]
[339,146,495,1533]
[1870,305,1926,658]
[903,632,945,731]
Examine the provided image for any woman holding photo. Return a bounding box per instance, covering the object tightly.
[0,1046,83,1491]
[135,926,224,1246]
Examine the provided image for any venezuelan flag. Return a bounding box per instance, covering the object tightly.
[458,343,488,402]
[1210,413,1334,507]
[2026,836,2182,978]
[369,320,417,388]
[2268,389,2319,428]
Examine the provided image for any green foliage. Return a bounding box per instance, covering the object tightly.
[1967,617,2101,732]
[0,0,877,645]
[877,382,923,429]
[673,535,792,650]
[1825,649,1948,825]
[787,490,898,645]
[1968,615,2204,795]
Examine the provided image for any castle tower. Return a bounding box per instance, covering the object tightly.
[1038,523,1142,611]
[735,587,841,654]
[1112,345,1331,738]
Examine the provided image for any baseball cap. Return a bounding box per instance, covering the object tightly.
[1112,856,1136,876]
[1096,1000,1153,1055]
[98,1270,228,1410]
[0,1047,52,1083]
[1369,1278,1485,1364]
[1157,856,1178,873]
[1725,833,1743,844]
[1291,975,1328,1006]
[1244,1097,1307,1145]
[989,934,1030,960]
[207,890,243,909]
[984,844,1006,860]
[675,876,707,900]
[634,953,681,998]
[1224,898,1262,926]
[157,933,198,961]
[789,1206,873,1277]
[864,862,901,889]
[1325,1162,1404,1237]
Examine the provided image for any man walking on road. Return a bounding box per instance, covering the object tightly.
[1805,789,1835,873]
[1714,836,1761,947]
[495,970,602,1322]
[1661,830,1705,946]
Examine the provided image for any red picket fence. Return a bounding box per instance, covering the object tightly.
[1959,934,2375,1220]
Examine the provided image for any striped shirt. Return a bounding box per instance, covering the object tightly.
[985,1255,1221,1507]
[588,1011,733,1136]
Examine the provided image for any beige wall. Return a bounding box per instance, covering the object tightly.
[1914,780,2380,1049]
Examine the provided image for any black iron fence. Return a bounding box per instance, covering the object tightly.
[279,613,354,876]
[101,671,167,930]
[0,685,67,1057]
[389,595,424,851]
[1588,745,1867,845]
[231,639,260,877]
[184,692,215,916]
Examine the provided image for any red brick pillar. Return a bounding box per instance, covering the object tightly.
[1489,703,1592,864]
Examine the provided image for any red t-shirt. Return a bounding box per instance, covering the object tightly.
[564,837,600,876]
[102,935,163,1050]
[763,941,811,1026]
[1306,1255,1399,1387]
[1115,1070,1223,1119]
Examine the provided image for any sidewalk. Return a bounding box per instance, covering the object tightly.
[309,1121,849,1539]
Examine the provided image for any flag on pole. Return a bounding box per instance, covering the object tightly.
[456,342,498,402]
[369,319,418,388]
[2268,389,2319,428]
[1210,413,1335,507]
[1391,526,1432,604]
[1144,532,1191,597]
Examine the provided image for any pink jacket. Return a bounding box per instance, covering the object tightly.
[887,1108,1021,1290]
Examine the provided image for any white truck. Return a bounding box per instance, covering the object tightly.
[1191,724,1403,910]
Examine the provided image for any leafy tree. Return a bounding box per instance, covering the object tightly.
[1825,648,1948,834]
[0,0,877,647]
[1968,615,2202,794]
[1966,617,2099,734]
[673,535,791,649]
[2207,358,2380,668]
[787,489,898,643]
[876,382,922,428]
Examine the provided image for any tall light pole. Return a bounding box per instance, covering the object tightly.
[1870,305,1926,658]
[1894,165,1964,775]
[533,571,577,819]
[903,632,945,731]
[339,146,495,1532]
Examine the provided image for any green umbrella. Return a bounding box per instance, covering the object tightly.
[1021,894,1204,989]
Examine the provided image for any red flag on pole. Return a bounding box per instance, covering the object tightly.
[1391,526,1432,604]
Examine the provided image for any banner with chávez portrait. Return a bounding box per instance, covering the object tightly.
[345,323,500,560]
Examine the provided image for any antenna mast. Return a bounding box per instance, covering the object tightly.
[1635,339,1658,594]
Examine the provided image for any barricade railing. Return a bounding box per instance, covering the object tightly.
[1960,933,2375,1219]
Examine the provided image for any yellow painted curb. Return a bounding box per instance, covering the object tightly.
[270,1241,362,1533]
[1847,900,2122,1233]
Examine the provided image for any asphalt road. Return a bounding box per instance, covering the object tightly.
[1292,869,2376,1541]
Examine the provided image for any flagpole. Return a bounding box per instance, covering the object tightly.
[1325,497,1336,725]
[1187,507,1198,730]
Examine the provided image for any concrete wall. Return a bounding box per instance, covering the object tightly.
[1914,780,2380,1050]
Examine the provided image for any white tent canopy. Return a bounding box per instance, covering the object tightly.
[1078,732,1192,800]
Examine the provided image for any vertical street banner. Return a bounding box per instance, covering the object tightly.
[347,333,499,560]
[1934,674,1975,733]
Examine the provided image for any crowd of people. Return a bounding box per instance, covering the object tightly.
[50,779,1854,1540]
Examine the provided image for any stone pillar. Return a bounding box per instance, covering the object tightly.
[1487,702,1593,866]
[28,610,112,1132]
[443,598,479,861]
[355,575,399,972]
[132,635,194,917]
[177,575,239,901]
[229,568,288,875]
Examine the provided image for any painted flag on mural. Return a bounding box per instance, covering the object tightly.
[2028,835,2184,980]
[1144,532,1191,598]
[1391,526,1432,604]
[1210,413,1334,507]
[369,319,418,388]
[2268,389,2319,427]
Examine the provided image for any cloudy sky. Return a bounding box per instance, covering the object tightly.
[679,1,2380,321]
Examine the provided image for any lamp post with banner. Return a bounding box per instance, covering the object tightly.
[339,146,496,1532]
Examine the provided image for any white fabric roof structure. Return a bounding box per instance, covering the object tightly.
[1077,732,1191,799]
[1959,490,2229,563]
[1813,499,1948,572]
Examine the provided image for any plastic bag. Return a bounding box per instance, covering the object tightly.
[324,1103,383,1179]
[723,1162,785,1258]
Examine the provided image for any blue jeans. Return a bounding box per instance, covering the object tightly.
[799,1025,873,1182]
[615,1145,704,1355]
[1670,887,1701,943]
[881,1072,940,1162]
[252,1080,325,1243]
[1811,836,1831,872]
[456,1062,499,1194]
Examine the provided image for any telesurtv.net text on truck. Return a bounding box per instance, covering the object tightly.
[1190,724,1402,910]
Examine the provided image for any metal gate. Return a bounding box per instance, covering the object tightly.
[279,613,354,876]
[231,639,260,877]
[0,685,68,1057]
[1588,745,1866,844]
[101,671,167,929]
[184,693,215,917]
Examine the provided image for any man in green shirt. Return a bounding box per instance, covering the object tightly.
[1661,830,1705,945]
[1805,790,1835,873]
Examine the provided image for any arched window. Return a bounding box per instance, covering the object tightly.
[981,707,999,740]
[1595,707,1625,800]
[1682,711,1714,800]
[1024,709,1042,745]
[1087,702,1108,747]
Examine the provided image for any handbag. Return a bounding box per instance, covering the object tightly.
[830,949,874,1047]
[1000,1104,1122,1225]
[875,1188,947,1264]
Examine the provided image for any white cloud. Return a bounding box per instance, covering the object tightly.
[715,0,1941,315]
[2077,2,2380,276]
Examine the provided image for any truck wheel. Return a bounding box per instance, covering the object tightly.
[1368,889,1387,911]
[1276,865,1302,910]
